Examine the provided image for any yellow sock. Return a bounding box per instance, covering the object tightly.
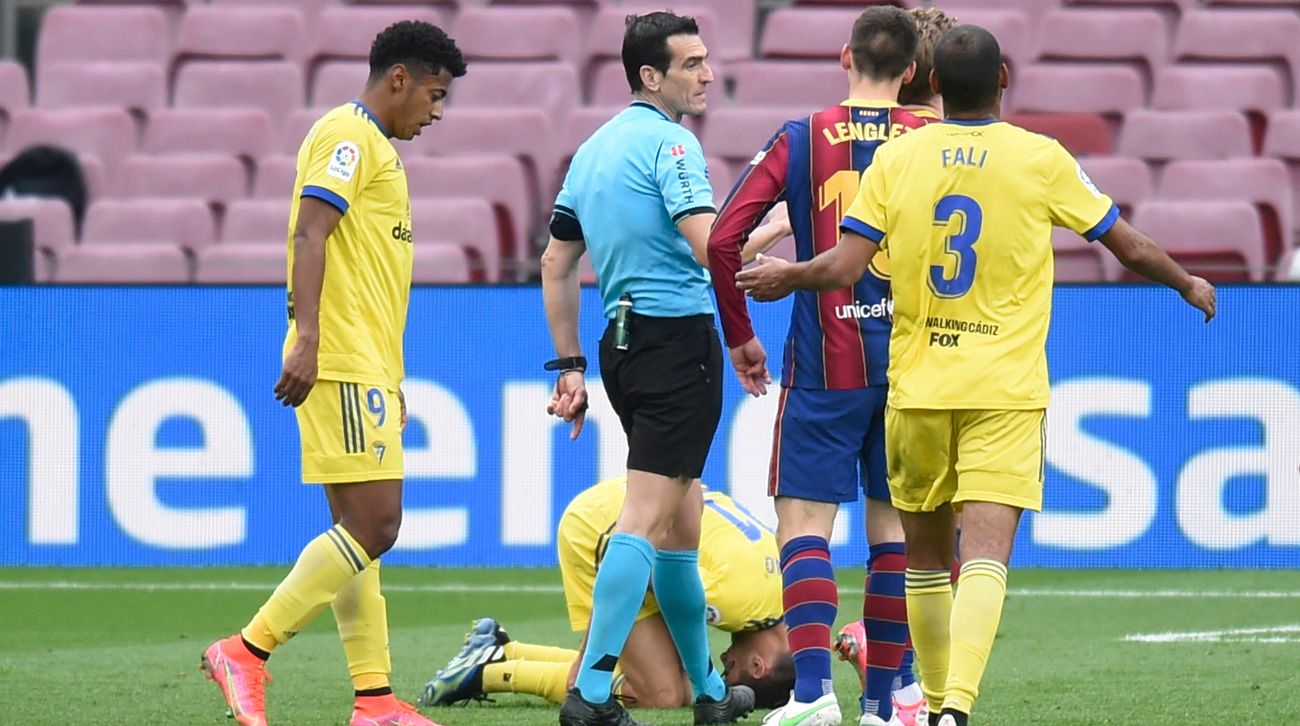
[483,660,572,704]
[906,568,954,713]
[242,524,371,652]
[334,558,391,691]
[943,559,1008,715]
[503,642,579,663]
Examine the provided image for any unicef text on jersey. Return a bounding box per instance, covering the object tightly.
[0,286,1297,568]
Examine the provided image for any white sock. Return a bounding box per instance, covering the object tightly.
[894,683,923,705]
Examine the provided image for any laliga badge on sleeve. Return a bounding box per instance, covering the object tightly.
[327,141,360,182]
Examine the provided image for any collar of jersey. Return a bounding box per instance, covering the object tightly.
[840,98,898,108]
[943,117,999,126]
[629,101,673,122]
[350,100,391,137]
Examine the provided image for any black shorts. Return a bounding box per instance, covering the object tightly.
[598,313,723,479]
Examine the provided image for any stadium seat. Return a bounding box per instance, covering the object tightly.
[410,197,499,282]
[447,63,580,128]
[702,107,815,165]
[0,197,76,254]
[5,107,136,179]
[454,7,582,65]
[1158,159,1293,263]
[194,244,283,283]
[589,62,633,106]
[731,62,848,108]
[222,199,289,245]
[252,155,297,199]
[1051,227,1111,282]
[76,154,107,202]
[584,6,719,80]
[173,62,305,124]
[1275,244,1299,282]
[1173,11,1300,94]
[1004,113,1112,156]
[55,244,190,283]
[115,154,248,207]
[559,106,623,163]
[940,9,1033,72]
[1012,64,1145,116]
[411,241,473,284]
[279,108,321,155]
[1262,111,1300,232]
[145,108,274,160]
[36,63,166,116]
[83,199,217,251]
[1035,10,1167,83]
[36,6,171,69]
[0,60,29,116]
[932,0,1055,26]
[209,0,334,22]
[1078,156,1152,216]
[412,108,554,208]
[697,0,758,61]
[709,155,739,201]
[403,156,533,273]
[1205,0,1300,6]
[309,61,368,108]
[174,6,305,65]
[1131,200,1266,281]
[306,6,444,75]
[759,9,862,61]
[1117,110,1253,161]
[1152,66,1286,117]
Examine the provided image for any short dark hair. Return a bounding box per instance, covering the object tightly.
[933,24,1002,113]
[899,7,958,106]
[736,653,795,710]
[621,12,700,92]
[368,20,467,82]
[849,6,919,83]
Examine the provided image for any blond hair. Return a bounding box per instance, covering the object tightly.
[899,7,958,106]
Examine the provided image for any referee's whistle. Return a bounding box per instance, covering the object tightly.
[614,294,633,350]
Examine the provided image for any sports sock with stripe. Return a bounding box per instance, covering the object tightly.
[863,542,909,720]
[574,532,655,703]
[944,559,1008,715]
[904,567,952,714]
[781,535,837,703]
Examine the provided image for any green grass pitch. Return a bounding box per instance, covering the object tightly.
[2,567,1298,724]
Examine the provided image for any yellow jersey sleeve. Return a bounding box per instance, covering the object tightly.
[840,158,889,247]
[299,111,378,215]
[1044,140,1119,241]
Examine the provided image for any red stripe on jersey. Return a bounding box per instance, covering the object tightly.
[767,387,791,497]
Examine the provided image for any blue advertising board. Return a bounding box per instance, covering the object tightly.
[1,285,1296,567]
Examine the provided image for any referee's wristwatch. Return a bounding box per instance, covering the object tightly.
[544,356,587,373]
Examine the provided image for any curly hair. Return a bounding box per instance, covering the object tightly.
[900,7,958,106]
[368,20,467,82]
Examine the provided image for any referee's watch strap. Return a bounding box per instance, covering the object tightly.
[544,356,587,372]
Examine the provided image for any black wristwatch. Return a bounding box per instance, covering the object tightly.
[544,356,587,372]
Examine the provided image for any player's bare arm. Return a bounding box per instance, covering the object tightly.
[678,211,718,268]
[735,230,877,302]
[540,234,590,440]
[740,204,791,265]
[1098,217,1217,322]
[274,196,341,407]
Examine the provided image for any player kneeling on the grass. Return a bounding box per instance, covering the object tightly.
[418,477,788,720]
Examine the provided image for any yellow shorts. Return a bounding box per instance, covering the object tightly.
[557,514,658,632]
[296,380,404,484]
[885,407,1046,512]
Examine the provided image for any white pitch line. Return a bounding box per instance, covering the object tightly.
[2,580,1300,599]
[1125,624,1300,643]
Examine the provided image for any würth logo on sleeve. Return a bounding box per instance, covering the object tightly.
[670,144,687,156]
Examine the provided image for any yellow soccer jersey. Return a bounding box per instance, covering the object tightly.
[285,101,413,390]
[560,477,782,634]
[840,119,1117,409]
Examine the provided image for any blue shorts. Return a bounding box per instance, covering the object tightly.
[768,386,889,504]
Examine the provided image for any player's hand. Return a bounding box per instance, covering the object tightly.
[547,370,589,440]
[398,387,407,432]
[735,253,795,302]
[274,337,318,407]
[1181,275,1216,322]
[729,337,771,397]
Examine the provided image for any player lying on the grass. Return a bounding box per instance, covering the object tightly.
[420,476,923,714]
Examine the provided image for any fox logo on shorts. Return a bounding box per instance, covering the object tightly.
[372,441,387,464]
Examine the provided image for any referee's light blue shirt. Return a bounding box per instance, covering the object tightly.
[553,102,716,319]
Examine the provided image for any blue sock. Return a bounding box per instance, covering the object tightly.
[575,532,655,703]
[864,542,909,720]
[653,549,726,701]
[895,647,916,691]
[780,535,837,703]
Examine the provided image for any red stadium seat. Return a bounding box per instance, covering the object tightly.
[194,244,284,283]
[1205,0,1300,6]
[222,199,288,245]
[1035,10,1167,83]
[412,242,473,284]
[309,61,368,109]
[252,155,297,200]
[1004,113,1112,156]
[173,62,304,125]
[403,155,534,273]
[1262,111,1300,232]
[36,63,166,116]
[759,9,860,61]
[5,107,136,180]
[145,108,274,160]
[731,62,848,108]
[696,0,757,62]
[447,63,580,127]
[410,197,500,282]
[279,108,321,155]
[412,108,554,208]
[1152,66,1286,116]
[1012,64,1145,116]
[588,62,633,106]
[1078,156,1152,217]
[36,6,171,68]
[116,154,248,207]
[0,198,76,255]
[1051,227,1112,282]
[306,6,444,75]
[454,7,582,65]
[1158,159,1293,263]
[174,6,305,64]
[1131,200,1266,281]
[83,199,217,252]
[77,154,107,201]
[708,156,740,201]
[702,107,811,165]
[55,244,191,284]
[942,9,1033,72]
[0,60,29,116]
[1117,110,1253,161]
[1174,11,1300,95]
[1061,0,1190,13]
[209,0,335,22]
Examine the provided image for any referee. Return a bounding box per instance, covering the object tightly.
[540,12,754,726]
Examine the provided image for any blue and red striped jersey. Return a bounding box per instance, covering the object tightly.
[709,100,929,389]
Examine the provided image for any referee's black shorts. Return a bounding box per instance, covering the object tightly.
[598,312,723,480]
